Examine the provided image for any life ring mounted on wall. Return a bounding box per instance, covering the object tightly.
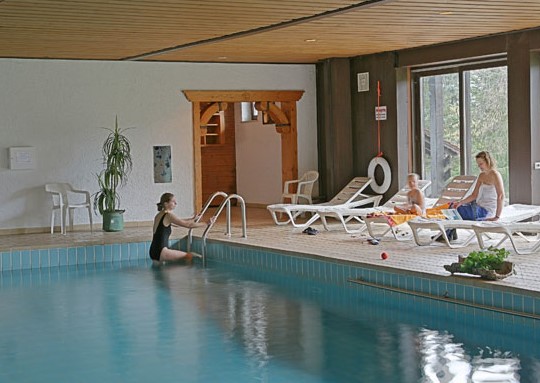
[367,156,391,194]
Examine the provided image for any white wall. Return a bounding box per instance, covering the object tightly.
[0,59,317,230]
[234,103,282,204]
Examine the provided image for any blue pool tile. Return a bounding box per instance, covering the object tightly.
[94,245,103,263]
[406,276,414,290]
[534,298,540,316]
[397,274,406,289]
[413,277,422,292]
[502,292,513,311]
[112,244,122,262]
[49,248,59,267]
[389,274,398,288]
[129,243,138,259]
[464,286,474,303]
[31,250,40,269]
[68,248,77,265]
[86,246,96,264]
[523,296,534,314]
[59,248,68,266]
[120,243,129,260]
[446,283,456,299]
[76,247,87,264]
[40,249,50,268]
[493,291,503,309]
[483,289,493,307]
[421,278,430,294]
[137,242,146,258]
[21,250,31,270]
[1,251,11,271]
[473,287,483,305]
[455,284,465,301]
[513,294,524,312]
[437,281,447,297]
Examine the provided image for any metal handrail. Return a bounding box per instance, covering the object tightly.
[187,191,228,252]
[200,193,247,266]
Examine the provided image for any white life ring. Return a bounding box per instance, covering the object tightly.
[367,156,392,194]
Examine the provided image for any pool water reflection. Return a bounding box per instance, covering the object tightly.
[0,260,538,382]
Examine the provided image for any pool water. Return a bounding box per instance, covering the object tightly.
[0,260,539,383]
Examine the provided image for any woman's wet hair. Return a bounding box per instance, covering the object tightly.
[157,193,174,211]
[476,151,496,169]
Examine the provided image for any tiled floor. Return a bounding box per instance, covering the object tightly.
[1,207,540,295]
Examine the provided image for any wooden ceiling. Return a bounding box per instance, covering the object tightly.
[1,0,540,64]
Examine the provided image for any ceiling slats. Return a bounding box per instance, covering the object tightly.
[0,0,539,62]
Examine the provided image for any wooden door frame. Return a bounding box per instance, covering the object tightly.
[183,90,304,210]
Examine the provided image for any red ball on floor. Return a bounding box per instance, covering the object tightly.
[381,252,388,260]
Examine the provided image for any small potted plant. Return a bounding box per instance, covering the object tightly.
[93,116,133,231]
[444,247,514,280]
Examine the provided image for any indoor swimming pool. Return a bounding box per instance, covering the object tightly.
[0,251,539,383]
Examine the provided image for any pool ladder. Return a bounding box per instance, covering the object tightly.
[187,191,247,266]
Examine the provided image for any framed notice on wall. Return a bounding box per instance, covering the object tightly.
[153,145,172,183]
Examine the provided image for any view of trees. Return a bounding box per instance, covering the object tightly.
[419,65,509,198]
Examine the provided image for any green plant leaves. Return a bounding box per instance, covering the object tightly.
[92,116,133,215]
[460,246,510,273]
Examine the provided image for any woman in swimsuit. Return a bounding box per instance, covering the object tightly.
[453,151,505,221]
[149,192,215,263]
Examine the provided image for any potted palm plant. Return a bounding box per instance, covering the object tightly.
[93,116,133,231]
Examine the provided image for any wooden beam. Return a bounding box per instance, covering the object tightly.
[280,101,298,185]
[192,101,203,210]
[200,102,228,125]
[183,90,304,102]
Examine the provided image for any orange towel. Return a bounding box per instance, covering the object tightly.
[369,203,449,227]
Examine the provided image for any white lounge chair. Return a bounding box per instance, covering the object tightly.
[408,203,540,248]
[364,175,476,240]
[472,221,540,255]
[315,179,433,234]
[267,177,382,228]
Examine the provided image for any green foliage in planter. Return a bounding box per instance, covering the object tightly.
[460,246,510,274]
[93,117,133,215]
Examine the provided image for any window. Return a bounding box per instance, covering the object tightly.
[240,102,259,122]
[413,62,509,198]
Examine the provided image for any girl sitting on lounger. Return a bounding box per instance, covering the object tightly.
[394,173,425,216]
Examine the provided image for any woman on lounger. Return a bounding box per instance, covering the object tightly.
[149,192,215,263]
[453,151,505,221]
[444,151,505,241]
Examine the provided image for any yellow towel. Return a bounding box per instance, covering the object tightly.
[369,203,450,227]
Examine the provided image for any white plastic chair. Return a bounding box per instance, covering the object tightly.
[281,170,319,204]
[45,183,93,234]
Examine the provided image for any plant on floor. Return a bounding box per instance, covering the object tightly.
[460,246,510,274]
[93,116,133,231]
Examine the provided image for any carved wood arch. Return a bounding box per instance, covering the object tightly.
[183,90,304,210]
[254,102,290,133]
[200,102,228,125]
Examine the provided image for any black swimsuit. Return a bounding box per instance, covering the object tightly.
[149,213,171,261]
